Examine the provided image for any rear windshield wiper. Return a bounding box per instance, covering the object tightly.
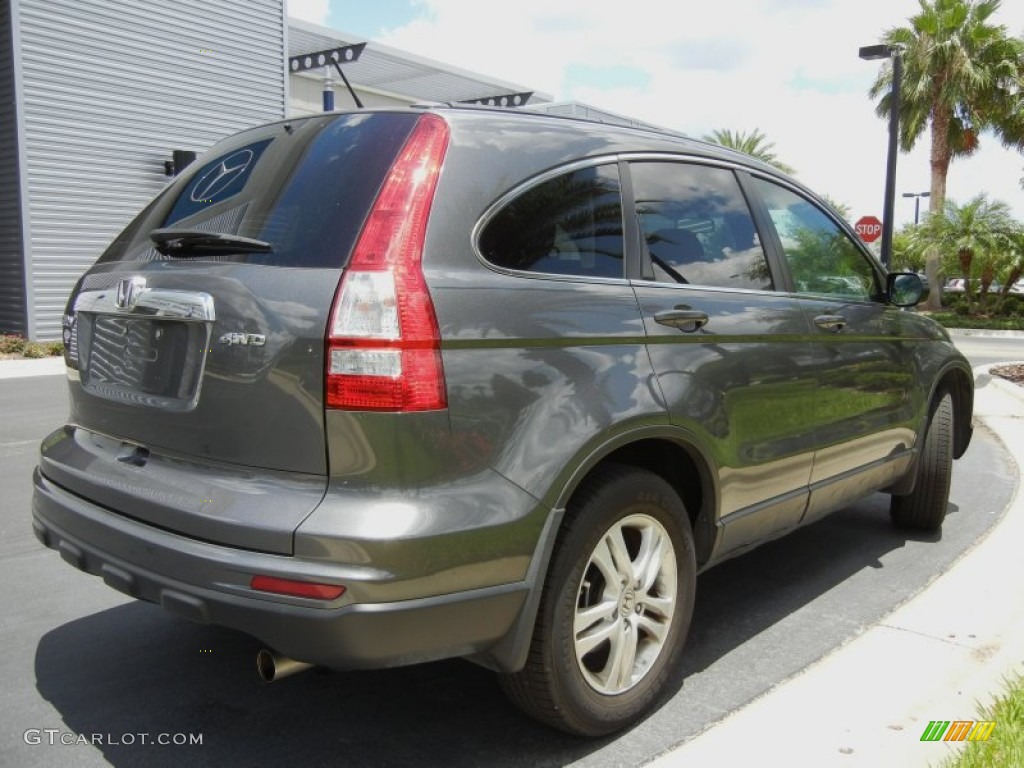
[150,228,273,257]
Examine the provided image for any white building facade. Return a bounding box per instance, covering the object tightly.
[3,4,646,340]
[1,0,289,339]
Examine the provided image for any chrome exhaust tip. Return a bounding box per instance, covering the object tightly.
[256,649,313,682]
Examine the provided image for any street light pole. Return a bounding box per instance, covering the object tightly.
[859,43,904,272]
[902,191,930,225]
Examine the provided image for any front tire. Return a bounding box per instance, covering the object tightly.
[499,465,696,736]
[890,393,954,531]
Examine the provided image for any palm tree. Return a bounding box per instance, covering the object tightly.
[702,129,796,174]
[917,194,1015,314]
[868,0,1024,309]
[822,194,852,222]
[1002,94,1024,192]
[992,227,1024,313]
[892,224,928,272]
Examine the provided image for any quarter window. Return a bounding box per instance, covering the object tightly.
[751,178,881,301]
[478,165,624,278]
[630,162,772,291]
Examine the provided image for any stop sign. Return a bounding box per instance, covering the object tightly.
[855,215,883,243]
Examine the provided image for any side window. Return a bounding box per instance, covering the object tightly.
[751,178,882,301]
[478,164,624,278]
[630,162,772,291]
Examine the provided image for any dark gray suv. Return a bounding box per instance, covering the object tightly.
[32,106,974,736]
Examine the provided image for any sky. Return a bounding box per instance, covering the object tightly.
[287,0,1024,228]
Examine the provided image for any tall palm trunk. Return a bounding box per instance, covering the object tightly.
[959,247,975,315]
[994,264,1021,313]
[979,262,996,313]
[923,105,953,311]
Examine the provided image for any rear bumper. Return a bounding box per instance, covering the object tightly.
[32,469,533,670]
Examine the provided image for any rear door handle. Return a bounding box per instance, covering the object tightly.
[814,314,847,333]
[654,309,709,333]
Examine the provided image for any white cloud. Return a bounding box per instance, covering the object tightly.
[372,0,1024,225]
[288,0,330,25]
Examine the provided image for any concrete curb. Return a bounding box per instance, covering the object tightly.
[652,370,1024,768]
[944,328,1024,339]
[0,356,65,380]
[976,364,1024,405]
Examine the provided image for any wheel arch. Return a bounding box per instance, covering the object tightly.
[931,363,974,460]
[473,427,718,675]
[888,361,974,497]
[553,428,719,568]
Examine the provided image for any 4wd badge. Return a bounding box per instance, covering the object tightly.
[219,332,266,347]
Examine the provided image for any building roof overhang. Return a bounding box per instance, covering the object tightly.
[288,18,552,106]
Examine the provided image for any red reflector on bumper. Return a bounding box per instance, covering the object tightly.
[250,576,346,600]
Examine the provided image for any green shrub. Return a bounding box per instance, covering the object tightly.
[0,334,26,354]
[941,292,967,312]
[996,294,1024,315]
[938,290,1024,318]
[929,312,1024,330]
[46,340,64,356]
[21,342,49,358]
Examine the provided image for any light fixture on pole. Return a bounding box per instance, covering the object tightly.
[859,43,904,271]
[289,43,366,110]
[902,191,930,225]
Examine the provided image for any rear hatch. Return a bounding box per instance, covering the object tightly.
[42,111,422,554]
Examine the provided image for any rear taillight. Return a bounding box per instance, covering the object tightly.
[326,113,449,411]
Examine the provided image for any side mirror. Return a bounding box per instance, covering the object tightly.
[887,272,928,308]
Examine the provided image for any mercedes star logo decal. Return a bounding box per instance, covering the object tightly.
[190,149,255,203]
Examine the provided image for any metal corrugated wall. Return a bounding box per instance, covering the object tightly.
[18,0,286,339]
[0,0,27,335]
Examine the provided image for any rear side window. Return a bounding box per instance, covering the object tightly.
[478,164,625,279]
[98,112,419,268]
[630,162,772,291]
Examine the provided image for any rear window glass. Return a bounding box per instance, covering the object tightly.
[164,139,272,226]
[98,112,418,269]
[478,164,625,279]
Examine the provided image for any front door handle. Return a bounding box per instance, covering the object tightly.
[814,314,847,333]
[654,309,709,333]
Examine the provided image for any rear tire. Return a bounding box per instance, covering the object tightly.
[499,464,696,736]
[890,393,954,531]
